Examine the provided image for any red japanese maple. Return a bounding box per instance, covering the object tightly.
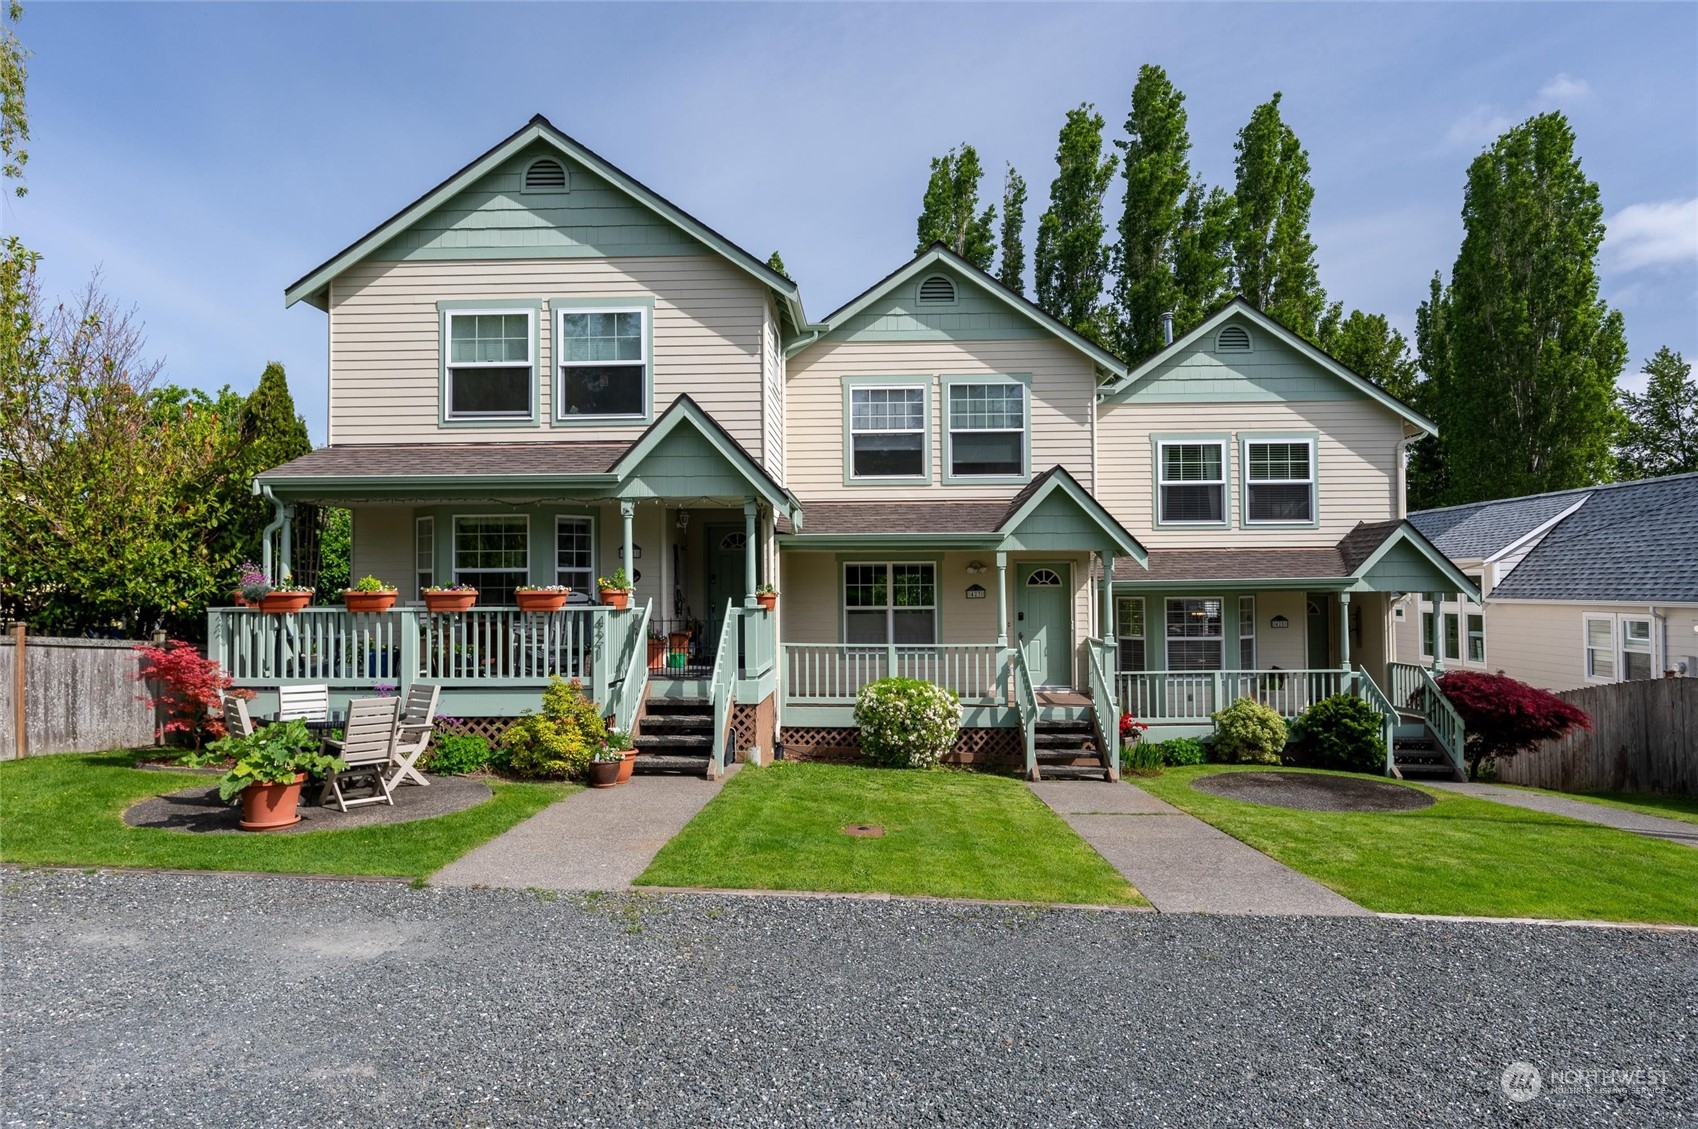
[1435,670,1591,781]
[133,640,251,748]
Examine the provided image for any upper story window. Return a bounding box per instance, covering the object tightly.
[947,382,1026,479]
[916,274,957,305]
[1216,325,1252,352]
[1244,440,1314,524]
[848,385,927,480]
[445,310,534,419]
[1158,441,1226,524]
[556,308,647,419]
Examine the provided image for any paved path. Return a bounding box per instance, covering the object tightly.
[432,769,732,890]
[1029,779,1368,916]
[1428,782,1698,847]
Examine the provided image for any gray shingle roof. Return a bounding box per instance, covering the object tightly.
[1408,489,1593,560]
[260,442,631,478]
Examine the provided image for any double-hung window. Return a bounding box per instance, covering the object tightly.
[556,308,647,419]
[1620,618,1653,681]
[1421,610,1436,658]
[1244,440,1315,524]
[1466,614,1485,664]
[1165,597,1224,671]
[947,382,1025,478]
[1584,616,1615,680]
[445,310,534,419]
[414,517,435,600]
[844,563,936,644]
[1158,442,1226,524]
[453,516,529,605]
[555,517,595,604]
[849,386,927,479]
[1115,596,1146,672]
[1238,596,1257,669]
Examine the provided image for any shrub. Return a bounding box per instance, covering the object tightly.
[132,640,250,748]
[1435,670,1591,781]
[426,733,494,776]
[853,677,960,769]
[1119,735,1163,776]
[502,677,607,780]
[1210,697,1287,764]
[1292,694,1387,772]
[1145,737,1207,767]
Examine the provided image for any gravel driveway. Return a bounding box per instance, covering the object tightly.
[2,868,1692,1127]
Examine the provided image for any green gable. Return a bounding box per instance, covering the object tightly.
[618,425,760,499]
[1114,312,1367,405]
[824,262,1047,344]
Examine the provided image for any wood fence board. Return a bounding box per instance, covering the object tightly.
[1496,679,1697,796]
[0,637,159,759]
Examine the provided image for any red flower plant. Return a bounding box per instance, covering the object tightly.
[1119,711,1150,741]
[133,640,252,749]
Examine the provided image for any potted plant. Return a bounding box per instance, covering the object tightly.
[587,743,624,789]
[597,568,633,609]
[260,574,314,614]
[422,583,478,613]
[515,583,572,612]
[343,575,398,613]
[211,719,346,831]
[754,583,778,612]
[235,560,269,607]
[647,629,667,671]
[606,727,637,784]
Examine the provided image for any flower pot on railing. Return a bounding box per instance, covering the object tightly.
[343,590,398,614]
[232,591,249,608]
[755,591,778,612]
[515,587,571,612]
[423,587,478,613]
[599,588,630,609]
[260,590,313,614]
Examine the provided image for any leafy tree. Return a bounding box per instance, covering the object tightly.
[765,250,786,276]
[1435,670,1590,781]
[316,507,352,596]
[1112,65,1195,360]
[1321,309,1420,402]
[1171,182,1236,336]
[1231,92,1328,339]
[1418,113,1627,505]
[1035,104,1118,342]
[915,143,995,269]
[1617,348,1697,479]
[996,165,1027,295]
[1407,273,1452,509]
[1,1,27,195]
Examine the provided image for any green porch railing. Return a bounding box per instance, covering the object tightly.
[1011,646,1038,780]
[708,601,739,780]
[1388,661,1467,778]
[1084,637,1119,780]
[781,643,1005,706]
[609,601,652,734]
[1117,669,1354,724]
[1352,669,1402,776]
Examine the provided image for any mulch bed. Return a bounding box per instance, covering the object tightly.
[122,775,494,834]
[1190,771,1435,813]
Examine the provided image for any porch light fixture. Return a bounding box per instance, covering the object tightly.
[1270,615,1289,629]
[676,510,690,530]
[965,560,987,574]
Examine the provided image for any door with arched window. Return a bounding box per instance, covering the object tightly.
[1015,564,1073,688]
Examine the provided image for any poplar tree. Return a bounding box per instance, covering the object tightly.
[1320,310,1419,402]
[1418,112,1626,505]
[1035,104,1118,342]
[996,165,1027,294]
[1171,183,1236,336]
[1113,65,1193,360]
[1231,92,1328,339]
[915,143,996,269]
[1617,348,1697,480]
[1,1,27,196]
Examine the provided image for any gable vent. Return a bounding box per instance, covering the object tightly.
[917,274,956,305]
[1216,325,1252,352]
[524,158,567,191]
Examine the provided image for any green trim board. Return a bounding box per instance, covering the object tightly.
[1150,432,1233,530]
[436,299,544,428]
[546,295,657,428]
[939,373,1032,486]
[841,375,935,487]
[1238,431,1321,530]
[827,263,1049,344]
[1348,524,1481,600]
[610,394,800,519]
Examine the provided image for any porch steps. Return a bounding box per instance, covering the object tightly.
[1031,717,1113,782]
[633,696,714,777]
[1392,719,1463,781]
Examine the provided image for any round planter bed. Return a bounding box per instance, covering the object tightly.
[122,775,494,834]
[1189,770,1435,813]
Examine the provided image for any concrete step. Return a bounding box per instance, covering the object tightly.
[634,733,714,751]
[633,752,712,775]
[644,696,711,715]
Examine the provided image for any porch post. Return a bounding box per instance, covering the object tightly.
[1338,591,1352,671]
[1429,591,1444,673]
[620,501,635,587]
[1099,552,1114,646]
[280,504,295,582]
[995,551,1009,647]
[743,497,757,605]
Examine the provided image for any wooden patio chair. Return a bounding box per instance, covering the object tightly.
[318,696,400,812]
[277,684,331,723]
[220,694,255,739]
[388,682,441,789]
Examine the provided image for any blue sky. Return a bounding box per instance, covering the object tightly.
[8,2,1696,445]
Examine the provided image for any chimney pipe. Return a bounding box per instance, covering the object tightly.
[1160,311,1174,346]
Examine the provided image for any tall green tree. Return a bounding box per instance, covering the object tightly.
[915,144,996,269]
[1171,183,1236,336]
[996,165,1027,294]
[1418,112,1627,505]
[1407,274,1451,510]
[765,250,786,276]
[1231,92,1328,339]
[1320,309,1419,402]
[1617,348,1697,480]
[1035,104,1118,342]
[1,1,27,195]
[1113,65,1194,360]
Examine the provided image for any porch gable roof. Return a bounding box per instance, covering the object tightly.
[608,394,801,518]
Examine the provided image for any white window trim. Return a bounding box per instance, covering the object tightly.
[1420,608,1436,659]
[1242,437,1317,526]
[840,561,938,645]
[1465,611,1486,666]
[1238,595,1257,670]
[553,305,649,422]
[1115,595,1147,672]
[1164,595,1226,672]
[1156,439,1228,527]
[1619,616,1654,682]
[847,384,930,483]
[1582,614,1617,683]
[443,307,537,422]
[452,514,531,601]
[554,514,597,605]
[943,379,1029,482]
[414,516,435,602]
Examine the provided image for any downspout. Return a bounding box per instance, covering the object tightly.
[258,484,287,584]
[1394,434,1417,519]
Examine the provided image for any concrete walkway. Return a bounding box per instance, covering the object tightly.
[1028,780,1368,916]
[433,769,732,891]
[1427,782,1698,848]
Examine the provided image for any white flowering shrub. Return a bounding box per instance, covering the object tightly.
[853,677,961,769]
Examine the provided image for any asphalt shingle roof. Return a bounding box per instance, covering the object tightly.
[260,442,631,478]
[1408,489,1593,560]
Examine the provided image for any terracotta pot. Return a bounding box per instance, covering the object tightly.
[424,591,478,613]
[668,630,692,649]
[616,749,638,785]
[755,593,778,612]
[647,638,667,671]
[516,590,570,612]
[238,773,306,831]
[587,759,622,788]
[343,590,397,613]
[260,591,312,614]
[599,589,630,609]
[232,591,248,608]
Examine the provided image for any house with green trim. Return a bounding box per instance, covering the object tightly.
[216,115,1478,781]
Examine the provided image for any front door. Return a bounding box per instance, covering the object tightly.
[1306,592,1331,669]
[706,525,746,622]
[1016,563,1072,688]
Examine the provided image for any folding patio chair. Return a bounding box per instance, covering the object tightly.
[388,682,441,789]
[277,684,331,723]
[220,694,255,739]
[318,696,400,812]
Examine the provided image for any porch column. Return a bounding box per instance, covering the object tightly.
[620,501,635,589]
[743,497,758,605]
[995,552,1009,648]
[1429,591,1444,673]
[1338,591,1352,671]
[1100,552,1114,646]
[279,504,295,582]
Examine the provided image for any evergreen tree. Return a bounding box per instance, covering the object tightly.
[1113,65,1193,360]
[1419,112,1627,505]
[1617,348,1697,479]
[1171,182,1236,336]
[221,362,312,579]
[765,250,786,276]
[1320,309,1419,402]
[1408,273,1451,510]
[996,165,1027,294]
[1035,104,1118,342]
[915,144,996,269]
[1231,92,1328,339]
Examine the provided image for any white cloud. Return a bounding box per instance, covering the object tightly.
[1606,198,1698,271]
[1538,73,1591,104]
[1444,74,1591,151]
[1444,105,1514,149]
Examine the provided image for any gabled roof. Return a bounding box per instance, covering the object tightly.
[1100,298,1437,433]
[797,244,1130,378]
[609,394,801,519]
[1410,488,1594,562]
[998,466,1146,562]
[284,114,805,330]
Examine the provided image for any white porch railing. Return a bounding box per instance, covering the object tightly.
[1118,669,1354,723]
[782,643,1006,705]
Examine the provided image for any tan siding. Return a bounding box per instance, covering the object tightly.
[784,337,1096,501]
[327,256,767,458]
[762,297,786,484]
[1095,399,1404,547]
[1471,603,1698,691]
[350,506,417,595]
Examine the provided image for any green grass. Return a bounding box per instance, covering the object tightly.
[1136,765,1698,925]
[1498,785,1698,826]
[636,762,1144,906]
[0,751,573,880]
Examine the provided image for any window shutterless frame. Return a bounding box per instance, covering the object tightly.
[1238,595,1256,669]
[841,561,938,644]
[555,515,597,604]
[1115,596,1146,673]
[1583,614,1615,682]
[437,301,541,426]
[1620,617,1653,681]
[547,296,655,426]
[1240,434,1318,527]
[452,514,531,605]
[1164,596,1225,672]
[414,516,435,601]
[1152,434,1230,527]
[842,376,932,485]
[941,374,1031,484]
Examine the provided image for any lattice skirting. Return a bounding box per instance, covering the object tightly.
[433,717,514,747]
[730,696,777,762]
[779,726,1024,768]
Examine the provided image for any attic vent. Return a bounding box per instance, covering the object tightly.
[524,158,567,191]
[1216,325,1252,352]
[917,274,956,305]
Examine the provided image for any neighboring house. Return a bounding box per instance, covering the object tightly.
[212,115,1477,780]
[1398,474,1698,691]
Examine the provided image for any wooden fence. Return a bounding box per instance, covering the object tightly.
[1495,678,1698,796]
[0,632,159,760]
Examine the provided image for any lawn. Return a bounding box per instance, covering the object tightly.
[1506,786,1698,827]
[636,761,1144,906]
[1136,765,1698,925]
[0,751,573,880]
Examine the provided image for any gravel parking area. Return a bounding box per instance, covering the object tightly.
[2,868,1692,1127]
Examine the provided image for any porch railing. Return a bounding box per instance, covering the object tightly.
[708,602,739,779]
[1388,661,1467,777]
[1011,646,1038,780]
[782,643,1005,705]
[1117,668,1354,724]
[1353,669,1402,776]
[1084,637,1119,778]
[609,602,652,734]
